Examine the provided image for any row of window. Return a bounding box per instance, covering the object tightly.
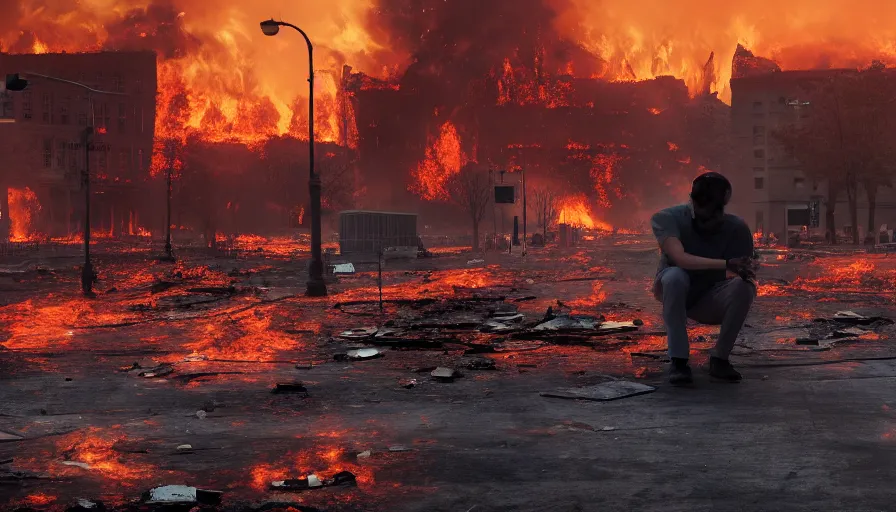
[7,92,148,134]
[41,139,148,175]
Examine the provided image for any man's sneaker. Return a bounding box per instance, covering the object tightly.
[709,357,742,382]
[669,361,694,385]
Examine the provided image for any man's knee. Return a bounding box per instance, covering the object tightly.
[728,279,757,305]
[660,267,690,291]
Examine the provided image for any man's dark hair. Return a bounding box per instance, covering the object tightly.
[690,172,732,208]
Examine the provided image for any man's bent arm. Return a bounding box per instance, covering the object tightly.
[660,237,727,271]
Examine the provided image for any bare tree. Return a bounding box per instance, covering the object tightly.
[318,158,355,214]
[446,163,492,251]
[531,185,559,238]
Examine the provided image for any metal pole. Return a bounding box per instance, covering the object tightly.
[281,23,327,297]
[164,156,173,260]
[82,122,93,295]
[522,168,527,256]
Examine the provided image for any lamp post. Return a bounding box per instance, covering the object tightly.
[260,19,327,297]
[4,73,125,296]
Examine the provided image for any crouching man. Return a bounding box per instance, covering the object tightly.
[651,172,758,385]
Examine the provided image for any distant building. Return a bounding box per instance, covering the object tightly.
[0,51,157,239]
[730,68,896,242]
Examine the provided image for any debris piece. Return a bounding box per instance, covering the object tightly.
[357,450,371,459]
[195,410,207,420]
[271,382,308,395]
[138,365,174,378]
[832,311,893,325]
[399,378,418,389]
[467,259,485,265]
[295,362,314,370]
[329,471,357,486]
[0,431,24,442]
[525,279,535,284]
[630,351,669,361]
[511,295,537,302]
[333,263,356,274]
[346,348,383,360]
[633,319,644,326]
[479,320,514,333]
[464,358,496,371]
[533,315,600,331]
[493,312,524,323]
[339,327,378,340]
[176,444,193,451]
[600,426,617,431]
[183,354,208,362]
[541,380,656,401]
[62,461,91,470]
[269,471,356,492]
[431,367,460,381]
[795,338,820,345]
[830,327,866,338]
[388,445,411,452]
[142,485,222,505]
[68,498,104,511]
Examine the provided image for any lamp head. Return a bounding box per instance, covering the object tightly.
[260,19,281,36]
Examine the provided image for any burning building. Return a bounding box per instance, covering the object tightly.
[0,51,157,240]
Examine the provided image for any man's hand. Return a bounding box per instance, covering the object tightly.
[726,256,758,280]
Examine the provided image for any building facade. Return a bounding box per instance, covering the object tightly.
[0,51,157,239]
[730,69,896,242]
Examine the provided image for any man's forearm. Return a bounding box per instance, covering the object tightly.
[670,252,727,271]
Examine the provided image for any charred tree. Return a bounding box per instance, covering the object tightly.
[447,163,492,252]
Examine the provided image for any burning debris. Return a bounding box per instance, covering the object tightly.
[269,470,357,492]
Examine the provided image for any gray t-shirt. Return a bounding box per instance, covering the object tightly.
[651,204,753,306]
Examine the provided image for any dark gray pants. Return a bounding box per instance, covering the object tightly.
[653,267,756,360]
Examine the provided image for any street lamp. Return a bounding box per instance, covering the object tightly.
[4,72,125,296]
[259,19,327,297]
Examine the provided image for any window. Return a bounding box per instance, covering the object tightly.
[752,101,763,111]
[113,74,123,93]
[21,92,31,120]
[59,96,70,125]
[0,91,12,119]
[754,148,765,159]
[794,177,805,188]
[754,177,764,189]
[756,211,764,231]
[118,103,127,134]
[138,149,144,173]
[119,151,127,172]
[99,151,107,172]
[41,93,52,123]
[135,79,143,94]
[753,125,765,146]
[140,107,145,133]
[43,139,52,168]
[57,141,66,168]
[753,126,766,136]
[752,167,764,173]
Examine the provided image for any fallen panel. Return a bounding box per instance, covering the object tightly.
[541,380,656,401]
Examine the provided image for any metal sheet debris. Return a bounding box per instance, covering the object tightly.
[431,367,460,381]
[333,263,356,274]
[339,327,378,339]
[346,348,384,360]
[541,380,657,401]
[0,431,24,442]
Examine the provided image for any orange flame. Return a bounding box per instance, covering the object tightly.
[7,187,42,242]
[557,195,612,231]
[410,121,467,201]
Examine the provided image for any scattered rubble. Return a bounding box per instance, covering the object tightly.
[464,357,497,371]
[66,498,105,511]
[339,327,378,340]
[142,485,223,505]
[399,378,418,389]
[541,380,657,401]
[830,310,893,325]
[270,471,357,491]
